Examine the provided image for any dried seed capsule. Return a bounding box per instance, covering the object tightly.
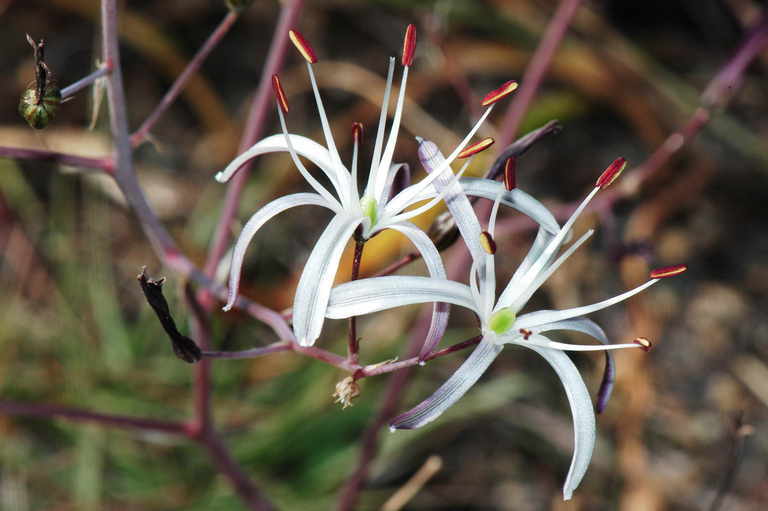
[19,80,61,130]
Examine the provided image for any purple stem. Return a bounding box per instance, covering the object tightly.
[0,146,113,173]
[497,0,583,146]
[131,11,240,146]
[0,400,189,435]
[61,64,112,99]
[202,0,304,281]
[203,342,292,359]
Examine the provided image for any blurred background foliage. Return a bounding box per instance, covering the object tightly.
[1,0,768,509]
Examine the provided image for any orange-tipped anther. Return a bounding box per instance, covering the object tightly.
[289,29,317,64]
[596,157,627,189]
[480,231,497,254]
[650,264,688,279]
[481,80,519,107]
[503,157,517,191]
[272,74,289,114]
[458,137,494,159]
[352,122,364,144]
[402,24,417,67]
[633,337,652,352]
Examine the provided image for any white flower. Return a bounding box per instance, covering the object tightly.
[215,26,518,347]
[326,149,687,499]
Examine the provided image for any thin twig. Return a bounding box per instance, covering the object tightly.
[0,146,113,173]
[61,63,112,99]
[498,0,583,146]
[131,11,240,146]
[201,433,274,511]
[381,455,443,511]
[203,341,292,359]
[0,400,189,435]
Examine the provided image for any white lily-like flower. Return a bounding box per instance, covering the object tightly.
[215,25,520,347]
[326,152,687,499]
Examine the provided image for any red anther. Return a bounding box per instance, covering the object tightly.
[595,157,627,189]
[272,74,289,114]
[650,264,688,279]
[402,24,417,67]
[289,29,317,64]
[633,337,652,352]
[481,80,519,107]
[519,328,532,340]
[457,137,494,159]
[503,157,517,191]
[352,122,364,144]
[480,231,497,254]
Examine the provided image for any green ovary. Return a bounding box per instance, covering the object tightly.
[488,308,516,334]
[360,196,378,226]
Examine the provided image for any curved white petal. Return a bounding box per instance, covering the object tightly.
[384,107,493,216]
[459,178,560,235]
[516,339,595,500]
[366,57,396,198]
[373,67,410,202]
[390,337,503,429]
[496,227,553,308]
[500,229,594,312]
[292,214,362,346]
[326,276,477,319]
[389,222,449,359]
[515,279,659,330]
[215,133,340,188]
[532,317,616,414]
[222,193,333,311]
[414,139,484,262]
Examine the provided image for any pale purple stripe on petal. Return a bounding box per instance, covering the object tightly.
[390,338,502,430]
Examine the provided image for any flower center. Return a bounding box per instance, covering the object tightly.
[360,195,378,227]
[488,308,516,334]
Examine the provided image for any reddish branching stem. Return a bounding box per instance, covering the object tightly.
[131,11,240,147]
[0,400,189,435]
[498,0,583,146]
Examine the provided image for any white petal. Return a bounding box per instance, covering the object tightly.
[389,222,449,359]
[390,337,502,429]
[459,178,560,234]
[304,62,345,173]
[496,227,553,308]
[373,67,411,202]
[366,57,396,197]
[326,276,477,319]
[507,187,600,308]
[384,107,493,216]
[292,215,362,346]
[413,138,484,262]
[223,193,333,311]
[216,133,339,188]
[516,339,596,500]
[515,279,659,330]
[528,317,616,413]
[500,229,594,312]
